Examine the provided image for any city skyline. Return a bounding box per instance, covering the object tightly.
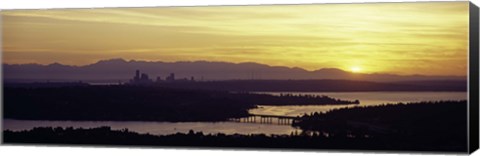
[1,2,469,76]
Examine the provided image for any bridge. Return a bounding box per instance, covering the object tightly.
[229,114,300,125]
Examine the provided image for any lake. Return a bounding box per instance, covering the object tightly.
[3,91,467,136]
[250,91,467,116]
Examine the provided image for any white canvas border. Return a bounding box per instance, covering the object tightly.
[0,0,478,156]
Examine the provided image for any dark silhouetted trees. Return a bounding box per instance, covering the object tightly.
[3,124,467,152]
[292,100,467,152]
[4,85,357,122]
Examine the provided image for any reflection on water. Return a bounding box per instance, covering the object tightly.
[250,105,355,117]
[3,119,300,136]
[3,92,466,135]
[250,92,467,116]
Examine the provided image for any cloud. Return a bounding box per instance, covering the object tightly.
[1,2,469,76]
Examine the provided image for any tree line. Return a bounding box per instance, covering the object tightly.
[3,124,466,152]
[292,100,467,152]
[4,85,357,122]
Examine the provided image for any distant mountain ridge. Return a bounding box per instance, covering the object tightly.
[3,58,466,83]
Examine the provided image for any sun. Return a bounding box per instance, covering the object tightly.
[350,66,362,73]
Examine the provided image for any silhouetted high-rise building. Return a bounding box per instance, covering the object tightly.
[134,70,140,81]
[166,73,175,81]
[140,73,149,81]
[129,70,153,85]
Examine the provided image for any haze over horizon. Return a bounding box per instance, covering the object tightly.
[2,58,467,77]
[3,58,467,83]
[1,2,469,76]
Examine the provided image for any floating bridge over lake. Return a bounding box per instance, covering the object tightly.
[229,114,300,125]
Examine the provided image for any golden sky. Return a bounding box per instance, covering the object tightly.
[1,2,469,76]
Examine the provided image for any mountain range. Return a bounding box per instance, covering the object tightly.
[3,58,466,83]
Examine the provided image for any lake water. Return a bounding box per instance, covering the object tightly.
[3,92,467,136]
[250,91,467,117]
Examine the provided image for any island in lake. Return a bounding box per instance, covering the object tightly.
[4,101,467,152]
[2,74,468,152]
[1,1,472,154]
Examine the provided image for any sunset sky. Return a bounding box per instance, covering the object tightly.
[1,2,469,76]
